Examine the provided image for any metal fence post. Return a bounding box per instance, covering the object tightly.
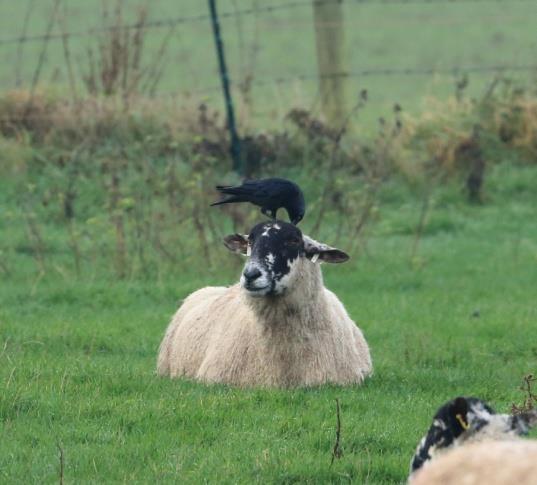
[208,0,242,174]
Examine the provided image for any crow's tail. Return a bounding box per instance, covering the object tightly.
[210,196,244,206]
[215,184,255,197]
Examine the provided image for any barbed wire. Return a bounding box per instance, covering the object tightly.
[0,1,311,46]
[0,62,533,123]
[0,0,534,46]
[0,62,533,102]
[290,64,537,79]
[188,64,536,94]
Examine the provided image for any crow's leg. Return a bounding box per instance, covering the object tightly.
[261,207,277,220]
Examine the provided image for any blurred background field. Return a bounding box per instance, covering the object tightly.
[1,0,536,126]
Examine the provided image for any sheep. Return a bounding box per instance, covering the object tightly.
[411,440,537,485]
[409,396,537,484]
[157,220,372,388]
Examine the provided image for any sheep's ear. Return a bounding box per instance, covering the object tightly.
[452,397,469,416]
[223,234,249,255]
[302,235,349,264]
[451,397,470,430]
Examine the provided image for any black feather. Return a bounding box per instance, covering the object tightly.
[210,177,306,225]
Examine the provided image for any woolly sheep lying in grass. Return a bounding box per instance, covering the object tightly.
[409,396,537,484]
[157,220,372,388]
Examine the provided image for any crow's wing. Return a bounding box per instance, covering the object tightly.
[244,179,299,208]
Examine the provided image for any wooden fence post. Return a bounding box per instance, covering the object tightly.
[312,0,346,129]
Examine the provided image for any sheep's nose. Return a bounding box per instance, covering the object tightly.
[243,267,262,283]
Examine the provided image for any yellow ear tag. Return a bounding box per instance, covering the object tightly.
[456,414,469,430]
[311,253,320,263]
[246,245,251,257]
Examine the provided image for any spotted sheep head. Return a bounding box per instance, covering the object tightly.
[223,220,349,297]
[410,396,537,478]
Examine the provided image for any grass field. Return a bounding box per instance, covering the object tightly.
[0,0,536,126]
[1,162,537,483]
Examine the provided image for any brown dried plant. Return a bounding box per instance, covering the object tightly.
[82,0,174,103]
[511,374,537,415]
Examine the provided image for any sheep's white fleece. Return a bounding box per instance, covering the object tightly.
[410,439,537,485]
[157,258,372,388]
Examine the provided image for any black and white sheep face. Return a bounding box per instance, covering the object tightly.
[224,220,349,297]
[410,396,533,476]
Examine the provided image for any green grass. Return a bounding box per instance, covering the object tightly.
[0,0,536,127]
[1,163,537,483]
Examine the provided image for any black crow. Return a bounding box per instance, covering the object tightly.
[210,177,305,225]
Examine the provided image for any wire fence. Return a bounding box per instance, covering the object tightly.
[191,65,536,95]
[0,0,535,46]
[0,0,537,125]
